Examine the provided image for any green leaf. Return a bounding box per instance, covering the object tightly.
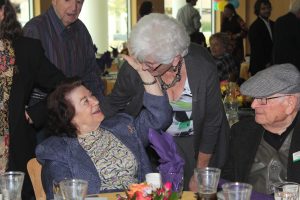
[169,192,179,200]
[153,195,164,200]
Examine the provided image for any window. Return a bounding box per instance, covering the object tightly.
[108,0,130,51]
[11,0,33,26]
[164,0,214,43]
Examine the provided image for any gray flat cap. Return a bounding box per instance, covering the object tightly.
[240,63,300,98]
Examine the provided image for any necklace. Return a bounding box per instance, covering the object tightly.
[157,58,183,91]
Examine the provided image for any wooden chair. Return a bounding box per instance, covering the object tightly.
[27,158,46,200]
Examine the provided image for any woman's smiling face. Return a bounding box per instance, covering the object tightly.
[66,85,104,134]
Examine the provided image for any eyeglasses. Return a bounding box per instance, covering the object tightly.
[254,95,292,105]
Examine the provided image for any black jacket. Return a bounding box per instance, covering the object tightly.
[249,17,274,75]
[222,115,300,184]
[8,37,64,199]
[273,12,300,69]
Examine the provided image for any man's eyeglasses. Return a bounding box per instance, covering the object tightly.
[254,95,292,105]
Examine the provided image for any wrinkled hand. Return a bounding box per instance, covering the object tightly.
[189,174,198,192]
[121,54,144,73]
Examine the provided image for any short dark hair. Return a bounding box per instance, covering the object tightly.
[0,0,22,40]
[47,77,83,138]
[254,0,271,16]
[139,1,153,18]
[224,3,237,16]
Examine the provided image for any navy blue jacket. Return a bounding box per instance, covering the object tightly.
[36,92,172,199]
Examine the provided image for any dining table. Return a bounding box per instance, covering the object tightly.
[91,189,274,200]
[95,191,196,199]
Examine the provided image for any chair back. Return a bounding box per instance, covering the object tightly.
[27,158,46,200]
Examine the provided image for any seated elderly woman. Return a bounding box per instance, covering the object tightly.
[209,32,240,82]
[36,56,172,199]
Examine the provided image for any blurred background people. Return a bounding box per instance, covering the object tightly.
[177,0,201,38]
[248,0,274,75]
[102,13,229,191]
[37,75,171,199]
[222,64,300,194]
[0,0,64,198]
[209,32,239,82]
[138,1,153,19]
[221,3,248,66]
[272,0,300,69]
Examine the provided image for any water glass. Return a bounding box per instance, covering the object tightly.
[222,182,252,200]
[273,182,299,200]
[53,179,63,200]
[59,179,88,200]
[0,171,25,200]
[194,167,221,200]
[161,172,184,196]
[145,173,162,190]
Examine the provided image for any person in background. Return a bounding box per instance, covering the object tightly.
[139,1,153,19]
[209,32,239,82]
[177,0,201,39]
[222,63,300,194]
[272,0,300,70]
[221,3,248,65]
[0,0,64,199]
[23,0,104,104]
[248,0,274,75]
[37,73,172,199]
[101,13,229,191]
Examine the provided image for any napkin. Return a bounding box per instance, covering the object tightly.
[148,129,185,191]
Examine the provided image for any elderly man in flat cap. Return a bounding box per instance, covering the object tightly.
[222,63,300,194]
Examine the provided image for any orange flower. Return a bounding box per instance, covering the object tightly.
[127,183,151,198]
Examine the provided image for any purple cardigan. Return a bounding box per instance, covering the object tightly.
[36,92,172,199]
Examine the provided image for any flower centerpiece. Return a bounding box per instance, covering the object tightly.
[117,182,180,200]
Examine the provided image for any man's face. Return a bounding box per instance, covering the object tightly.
[191,0,198,6]
[251,94,291,129]
[259,3,272,19]
[52,0,84,27]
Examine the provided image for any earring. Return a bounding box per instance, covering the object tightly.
[172,66,177,72]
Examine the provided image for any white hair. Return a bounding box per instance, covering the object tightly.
[128,13,190,64]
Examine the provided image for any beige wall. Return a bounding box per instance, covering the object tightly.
[33,0,51,16]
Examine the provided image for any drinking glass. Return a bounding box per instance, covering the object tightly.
[53,179,64,200]
[194,167,221,200]
[59,179,88,200]
[222,182,252,200]
[161,172,184,197]
[273,182,299,200]
[0,171,25,200]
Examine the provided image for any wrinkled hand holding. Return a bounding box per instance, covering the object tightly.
[121,54,157,85]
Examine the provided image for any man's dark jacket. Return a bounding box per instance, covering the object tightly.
[222,116,300,183]
[249,17,274,75]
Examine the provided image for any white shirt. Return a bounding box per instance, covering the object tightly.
[176,3,201,35]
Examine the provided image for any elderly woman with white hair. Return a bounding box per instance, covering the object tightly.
[273,0,300,68]
[102,13,230,191]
